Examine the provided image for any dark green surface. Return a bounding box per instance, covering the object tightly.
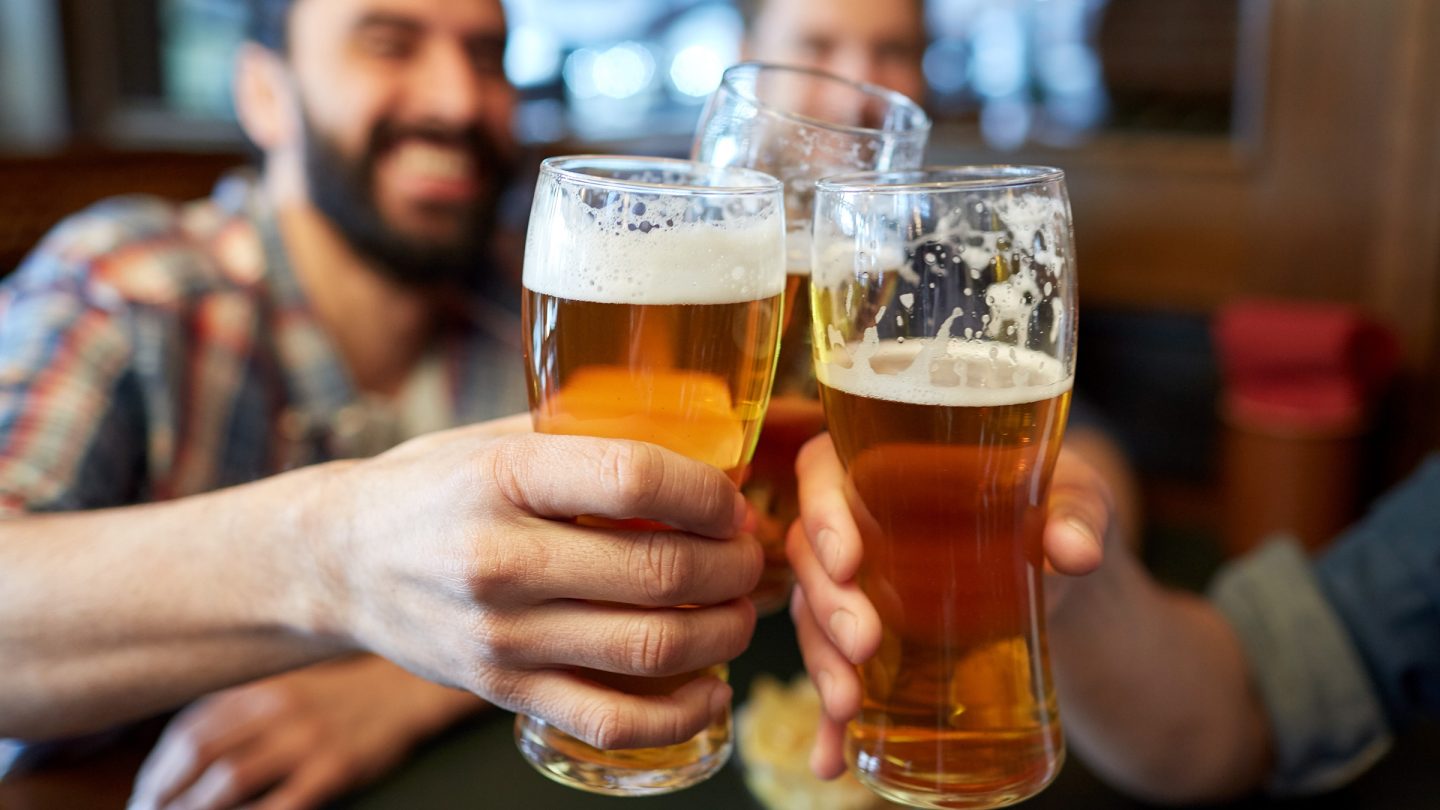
[334,605,1440,810]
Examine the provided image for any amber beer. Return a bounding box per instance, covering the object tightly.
[819,341,1071,808]
[517,156,785,796]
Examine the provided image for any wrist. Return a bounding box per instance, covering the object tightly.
[276,460,362,650]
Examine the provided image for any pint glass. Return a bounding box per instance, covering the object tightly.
[811,167,1077,808]
[517,156,786,795]
[692,62,930,614]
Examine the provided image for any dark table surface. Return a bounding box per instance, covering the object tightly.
[5,608,1437,810]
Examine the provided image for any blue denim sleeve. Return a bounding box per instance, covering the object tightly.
[1314,455,1440,730]
[1211,539,1392,795]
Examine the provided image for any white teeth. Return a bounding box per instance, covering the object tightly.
[395,142,472,180]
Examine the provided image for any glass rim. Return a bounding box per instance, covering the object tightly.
[539,155,783,196]
[815,165,1066,194]
[717,61,932,138]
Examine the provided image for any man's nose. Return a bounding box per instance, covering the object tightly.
[407,40,488,126]
[828,47,881,90]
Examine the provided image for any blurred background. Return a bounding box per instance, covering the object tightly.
[1,0,1437,573]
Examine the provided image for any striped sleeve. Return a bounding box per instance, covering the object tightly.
[0,242,145,518]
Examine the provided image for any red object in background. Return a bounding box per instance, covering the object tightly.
[1213,300,1401,556]
[1214,299,1401,433]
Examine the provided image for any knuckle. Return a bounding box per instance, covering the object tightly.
[480,435,534,511]
[470,535,544,597]
[574,698,629,750]
[625,615,683,675]
[634,533,690,605]
[206,757,244,796]
[599,441,663,512]
[475,668,526,711]
[469,610,521,664]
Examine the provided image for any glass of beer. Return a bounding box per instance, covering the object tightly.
[517,156,786,795]
[810,166,1077,808]
[692,62,930,614]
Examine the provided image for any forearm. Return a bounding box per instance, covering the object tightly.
[0,462,353,740]
[1049,549,1272,803]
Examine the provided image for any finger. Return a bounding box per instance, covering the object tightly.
[809,712,849,780]
[132,699,272,808]
[1044,450,1111,576]
[796,434,863,582]
[501,599,756,677]
[1042,516,1104,576]
[165,724,314,810]
[247,756,352,810]
[489,435,745,539]
[790,588,863,727]
[507,669,732,751]
[489,524,763,608]
[787,520,881,665]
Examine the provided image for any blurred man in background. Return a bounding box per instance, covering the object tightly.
[740,0,928,102]
[0,1,761,808]
[740,0,1142,540]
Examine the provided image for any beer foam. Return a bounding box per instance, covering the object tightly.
[524,205,785,305]
[817,337,1072,407]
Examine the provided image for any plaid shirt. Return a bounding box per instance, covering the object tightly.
[0,172,529,519]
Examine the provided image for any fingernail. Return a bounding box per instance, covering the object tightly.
[709,683,733,718]
[1065,515,1101,551]
[829,608,858,661]
[815,670,834,708]
[815,528,841,579]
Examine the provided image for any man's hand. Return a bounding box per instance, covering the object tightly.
[306,424,764,753]
[129,656,479,810]
[786,434,1111,778]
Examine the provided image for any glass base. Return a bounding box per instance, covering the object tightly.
[514,711,732,796]
[848,741,1064,809]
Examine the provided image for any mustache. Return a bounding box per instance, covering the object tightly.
[362,118,512,187]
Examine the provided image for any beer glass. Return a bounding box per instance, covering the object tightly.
[811,167,1077,808]
[517,156,786,795]
[692,62,930,614]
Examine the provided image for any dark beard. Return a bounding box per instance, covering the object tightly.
[301,112,513,292]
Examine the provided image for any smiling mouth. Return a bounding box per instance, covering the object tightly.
[392,141,476,185]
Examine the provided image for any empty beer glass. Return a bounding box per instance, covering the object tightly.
[692,62,930,614]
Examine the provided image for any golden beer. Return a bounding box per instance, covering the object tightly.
[517,156,786,795]
[819,342,1070,808]
[525,291,783,484]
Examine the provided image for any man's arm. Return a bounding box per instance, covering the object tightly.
[1,421,763,749]
[0,461,347,740]
[1046,539,1273,803]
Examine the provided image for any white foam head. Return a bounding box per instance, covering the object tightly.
[524,193,785,305]
[817,337,1073,407]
